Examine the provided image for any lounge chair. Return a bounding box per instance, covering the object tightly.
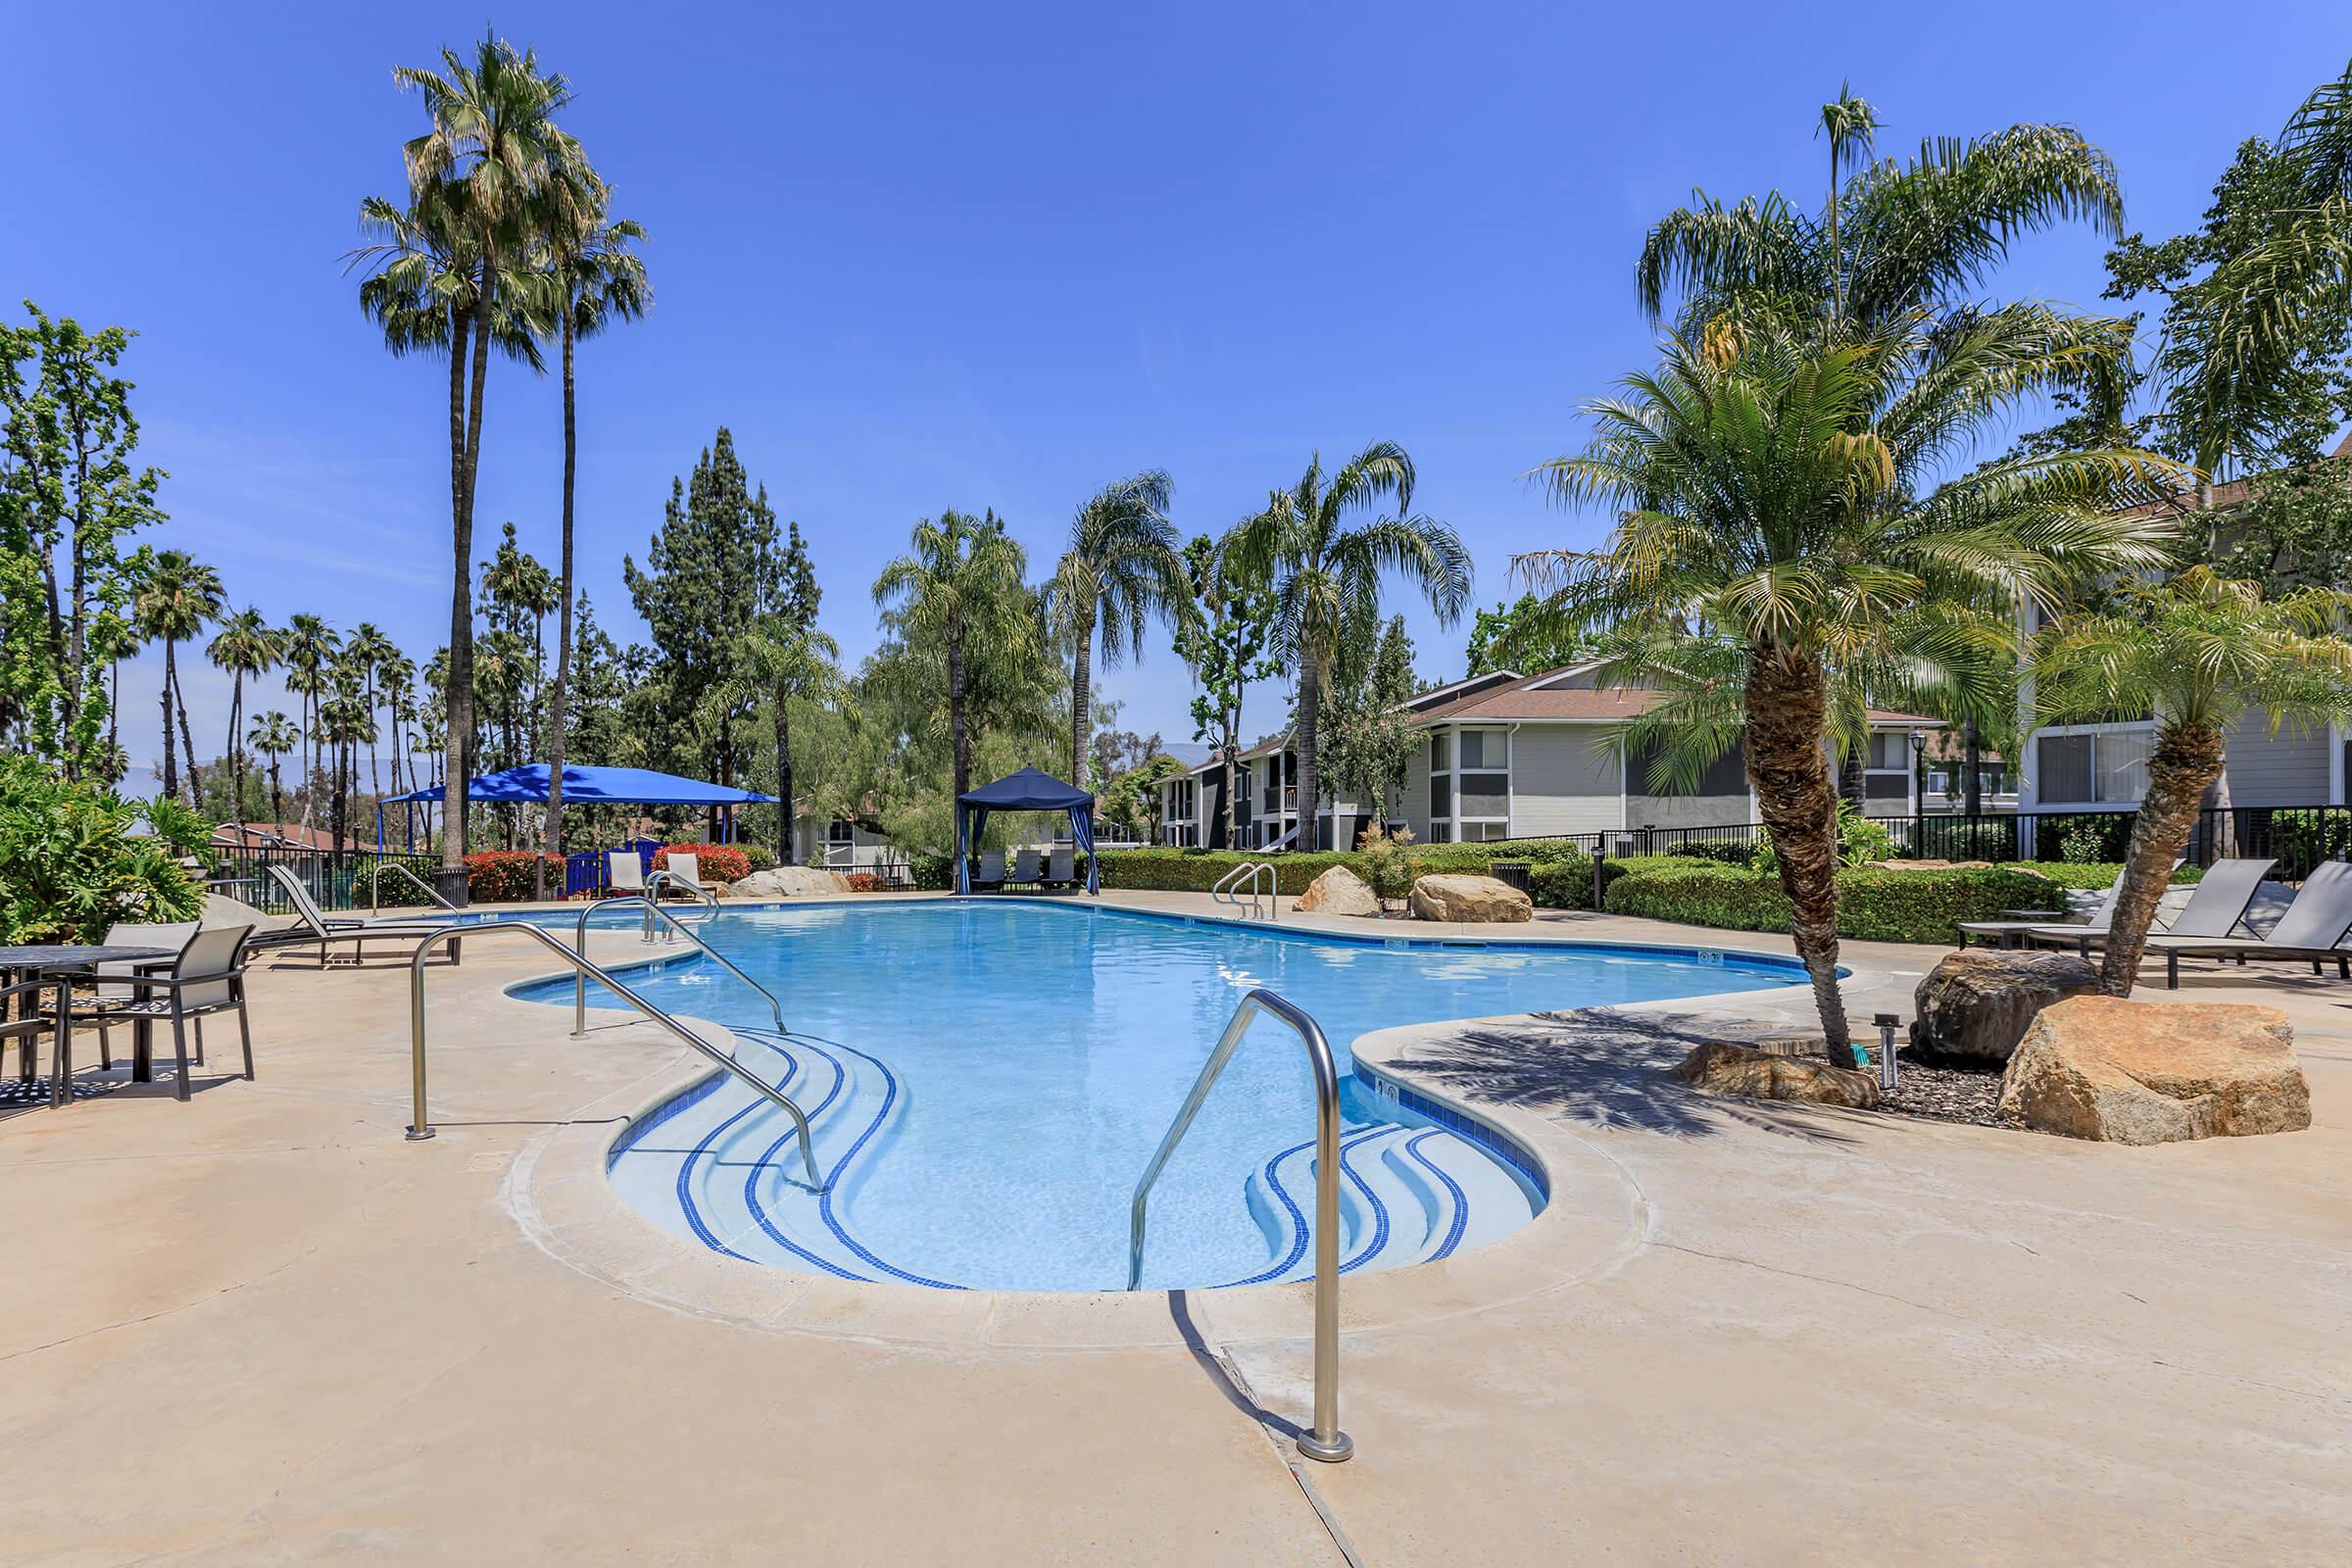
[1955,859,2183,949]
[1045,846,1076,889]
[660,853,709,900]
[50,923,257,1102]
[2139,860,2352,989]
[973,850,1005,892]
[1010,849,1042,889]
[2024,857,2278,959]
[254,864,465,967]
[608,851,647,896]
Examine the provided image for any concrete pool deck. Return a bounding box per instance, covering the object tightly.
[3,892,2346,1563]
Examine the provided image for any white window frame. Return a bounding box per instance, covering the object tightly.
[1429,724,1511,843]
[2031,720,2154,807]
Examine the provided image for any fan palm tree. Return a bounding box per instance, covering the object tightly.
[280,615,341,831]
[207,608,283,826]
[248,710,297,830]
[1225,443,1472,850]
[345,622,400,801]
[1043,469,1191,788]
[378,650,420,848]
[873,511,1038,807]
[705,617,842,864]
[133,550,224,806]
[2032,567,2352,995]
[373,33,584,873]
[538,194,650,896]
[1518,322,2182,1054]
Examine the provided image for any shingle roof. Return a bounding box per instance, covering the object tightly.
[1409,680,1943,728]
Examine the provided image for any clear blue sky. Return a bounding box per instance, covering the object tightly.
[7,1,2339,794]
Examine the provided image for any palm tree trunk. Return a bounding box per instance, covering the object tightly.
[226,675,244,827]
[539,316,578,904]
[2099,721,2223,997]
[174,666,202,808]
[269,759,283,828]
[1070,613,1093,787]
[1744,647,1854,1056]
[159,642,179,802]
[1962,717,1982,817]
[1295,661,1321,852]
[775,699,793,865]
[948,631,970,804]
[443,292,489,871]
[1837,745,1866,818]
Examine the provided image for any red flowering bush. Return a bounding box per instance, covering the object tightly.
[654,843,752,883]
[465,851,566,903]
[845,871,885,893]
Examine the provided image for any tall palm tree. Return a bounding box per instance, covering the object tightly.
[706,617,841,864]
[1044,469,1190,788]
[207,608,283,826]
[1226,443,1471,850]
[2032,567,2352,995]
[1519,322,2180,1054]
[248,710,297,828]
[280,615,341,831]
[319,664,372,851]
[346,622,400,801]
[378,650,420,848]
[376,33,584,874]
[873,511,1037,808]
[539,195,650,897]
[132,550,224,807]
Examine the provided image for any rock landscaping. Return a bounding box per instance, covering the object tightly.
[1294,863,1380,916]
[1997,996,2312,1145]
[1910,950,2102,1064]
[730,865,854,899]
[1408,873,1533,923]
[1670,1041,1882,1108]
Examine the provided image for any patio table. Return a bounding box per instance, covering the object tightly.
[0,945,178,1107]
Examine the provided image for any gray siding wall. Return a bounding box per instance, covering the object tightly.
[1509,725,1621,835]
[2221,714,2333,805]
[1627,792,1754,829]
[1401,745,1434,840]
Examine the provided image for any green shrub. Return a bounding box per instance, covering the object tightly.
[2268,808,2352,870]
[1094,848,1360,895]
[1355,832,1416,903]
[1603,861,2066,945]
[463,851,566,904]
[0,758,207,943]
[908,852,954,891]
[353,857,444,905]
[1755,801,1895,874]
[1677,838,1757,866]
[2040,813,2134,862]
[2008,859,2202,890]
[654,843,752,883]
[1527,861,1586,909]
[737,843,778,873]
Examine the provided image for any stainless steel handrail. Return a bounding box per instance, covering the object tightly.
[402,919,821,1189]
[1126,987,1351,1463]
[1210,859,1277,919]
[643,867,719,938]
[1251,860,1277,920]
[370,859,459,917]
[569,895,784,1037]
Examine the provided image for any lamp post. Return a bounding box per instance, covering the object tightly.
[1909,728,1929,858]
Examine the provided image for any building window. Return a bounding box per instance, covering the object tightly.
[2036,728,2149,805]
[1428,725,1507,840]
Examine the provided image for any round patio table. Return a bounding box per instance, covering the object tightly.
[0,945,177,1107]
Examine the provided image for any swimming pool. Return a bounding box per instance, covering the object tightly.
[521,901,1805,1291]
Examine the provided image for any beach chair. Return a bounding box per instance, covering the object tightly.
[608,850,647,895]
[254,864,465,967]
[1955,859,2182,949]
[973,850,1005,891]
[2139,860,2352,988]
[2023,857,2277,959]
[1045,846,1076,889]
[661,853,708,899]
[1010,849,1042,889]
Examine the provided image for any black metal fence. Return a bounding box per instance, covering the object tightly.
[206,845,440,914]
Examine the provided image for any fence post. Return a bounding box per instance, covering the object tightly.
[1591,846,1607,911]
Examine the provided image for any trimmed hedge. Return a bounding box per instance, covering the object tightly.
[1091,840,1603,907]
[1604,862,2067,945]
[464,850,565,903]
[655,843,752,883]
[2009,858,2203,890]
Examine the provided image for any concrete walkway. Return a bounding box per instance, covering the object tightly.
[2,894,2345,1564]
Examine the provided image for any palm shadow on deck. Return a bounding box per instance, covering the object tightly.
[1391,1007,1866,1147]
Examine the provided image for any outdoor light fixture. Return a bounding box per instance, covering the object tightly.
[1872,1012,1900,1090]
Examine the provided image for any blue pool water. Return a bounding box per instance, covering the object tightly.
[518,901,1804,1291]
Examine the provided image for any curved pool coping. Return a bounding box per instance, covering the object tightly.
[496,894,1830,1351]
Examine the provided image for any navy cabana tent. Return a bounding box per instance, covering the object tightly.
[954,766,1099,895]
[376,762,778,849]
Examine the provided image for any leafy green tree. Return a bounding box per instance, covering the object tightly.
[704,617,841,863]
[1227,442,1471,850]
[1172,534,1280,848]
[539,194,649,891]
[871,509,1046,811]
[345,621,399,802]
[0,755,204,943]
[132,548,222,807]
[1522,323,2180,1055]
[247,710,296,827]
[1464,592,1592,676]
[2033,567,2352,994]
[625,427,784,806]
[370,33,586,871]
[1043,469,1190,787]
[206,608,282,825]
[1319,614,1421,830]
[280,614,340,832]
[0,304,163,775]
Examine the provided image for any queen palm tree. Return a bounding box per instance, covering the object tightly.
[1043,470,1190,788]
[373,33,584,875]
[1519,322,2181,1054]
[537,192,650,897]
[280,614,340,831]
[207,608,283,826]
[873,511,1038,808]
[1226,443,1471,851]
[346,622,399,801]
[378,650,420,848]
[2032,567,2352,995]
[248,710,297,830]
[133,550,224,806]
[705,617,842,864]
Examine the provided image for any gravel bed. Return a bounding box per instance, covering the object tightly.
[1874,1049,2018,1129]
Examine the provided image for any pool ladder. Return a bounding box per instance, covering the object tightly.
[1127,987,1350,1463]
[1210,860,1278,920]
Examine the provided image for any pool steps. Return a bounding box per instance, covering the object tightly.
[608,1028,1537,1290]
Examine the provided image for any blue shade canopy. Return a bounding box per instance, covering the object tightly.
[954,766,1099,895]
[381,763,778,807]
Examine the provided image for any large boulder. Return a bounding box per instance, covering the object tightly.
[1670,1041,1881,1109]
[1408,873,1533,923]
[731,865,854,899]
[1295,863,1380,917]
[1911,951,2101,1065]
[1997,996,2310,1145]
